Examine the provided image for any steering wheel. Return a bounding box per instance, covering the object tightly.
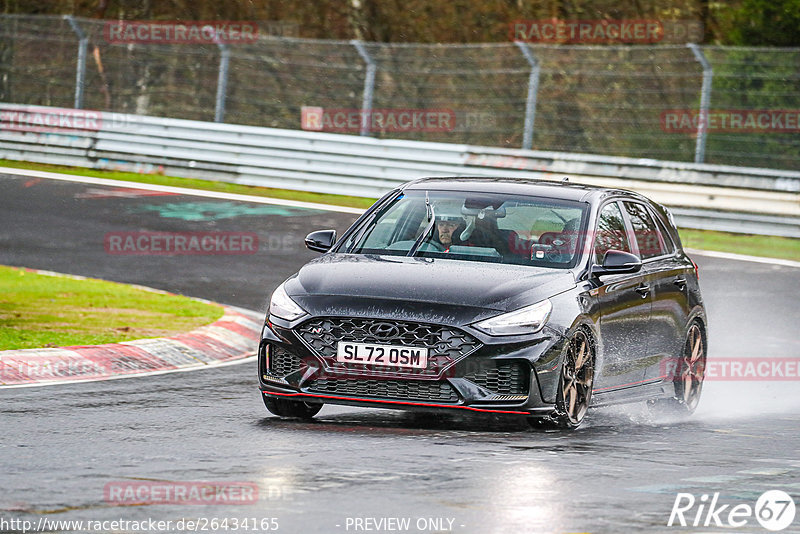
[414,240,446,253]
[427,240,446,252]
[536,232,571,261]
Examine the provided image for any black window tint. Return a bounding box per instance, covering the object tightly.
[624,202,666,259]
[594,202,631,263]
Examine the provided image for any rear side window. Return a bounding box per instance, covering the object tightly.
[652,211,676,254]
[623,202,666,259]
[594,202,631,263]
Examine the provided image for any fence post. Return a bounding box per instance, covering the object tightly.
[214,40,230,123]
[687,44,713,164]
[64,15,88,109]
[514,41,540,151]
[351,40,376,137]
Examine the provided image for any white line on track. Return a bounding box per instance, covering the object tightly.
[0,166,365,214]
[0,355,256,389]
[686,248,800,269]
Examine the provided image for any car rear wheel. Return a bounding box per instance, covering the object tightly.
[650,322,706,416]
[263,395,323,419]
[530,329,595,430]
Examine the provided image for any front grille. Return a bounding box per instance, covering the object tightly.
[269,346,304,377]
[296,318,481,376]
[463,362,528,395]
[307,378,459,403]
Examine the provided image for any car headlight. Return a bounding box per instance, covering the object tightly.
[269,282,307,321]
[474,299,552,336]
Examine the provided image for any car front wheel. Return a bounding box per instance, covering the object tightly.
[531,328,595,430]
[263,395,323,419]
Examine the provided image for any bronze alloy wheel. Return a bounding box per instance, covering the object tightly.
[554,329,595,428]
[675,323,706,413]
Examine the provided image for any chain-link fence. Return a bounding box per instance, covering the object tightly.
[1,15,799,170]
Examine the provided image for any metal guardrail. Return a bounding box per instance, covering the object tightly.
[4,15,800,171]
[1,104,798,237]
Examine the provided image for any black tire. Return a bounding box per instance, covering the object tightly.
[262,395,323,419]
[529,328,595,430]
[650,322,706,417]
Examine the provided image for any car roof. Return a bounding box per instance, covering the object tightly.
[402,176,646,204]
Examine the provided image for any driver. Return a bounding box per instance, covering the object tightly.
[434,214,463,252]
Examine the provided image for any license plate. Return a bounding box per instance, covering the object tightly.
[336,342,428,369]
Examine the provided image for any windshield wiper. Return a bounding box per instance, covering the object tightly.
[407,192,435,257]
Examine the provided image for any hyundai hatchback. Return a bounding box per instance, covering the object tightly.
[258,177,707,428]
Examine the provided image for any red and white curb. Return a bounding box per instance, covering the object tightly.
[0,270,263,388]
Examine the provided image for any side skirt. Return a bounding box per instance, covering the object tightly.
[590,378,672,408]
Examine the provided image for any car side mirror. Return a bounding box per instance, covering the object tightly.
[305,229,336,253]
[591,249,642,276]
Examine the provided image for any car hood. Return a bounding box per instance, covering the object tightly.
[285,253,576,315]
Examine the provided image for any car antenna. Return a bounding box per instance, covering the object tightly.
[562,177,569,184]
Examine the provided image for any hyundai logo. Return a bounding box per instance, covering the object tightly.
[368,322,400,339]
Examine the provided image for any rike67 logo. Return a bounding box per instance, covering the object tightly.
[668,490,796,531]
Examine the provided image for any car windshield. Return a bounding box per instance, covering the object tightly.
[342,190,588,268]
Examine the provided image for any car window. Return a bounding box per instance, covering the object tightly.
[651,210,676,254]
[358,197,414,249]
[623,201,666,259]
[594,202,631,264]
[345,190,588,268]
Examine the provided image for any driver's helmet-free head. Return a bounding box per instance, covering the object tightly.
[433,205,463,246]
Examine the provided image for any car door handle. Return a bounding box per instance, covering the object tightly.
[673,277,687,289]
[635,284,651,298]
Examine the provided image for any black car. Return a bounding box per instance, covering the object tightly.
[259,177,707,428]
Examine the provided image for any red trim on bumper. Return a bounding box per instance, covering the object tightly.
[262,390,531,415]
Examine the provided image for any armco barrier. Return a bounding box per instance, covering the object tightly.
[1,103,799,237]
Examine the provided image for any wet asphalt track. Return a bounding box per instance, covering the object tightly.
[1,174,799,534]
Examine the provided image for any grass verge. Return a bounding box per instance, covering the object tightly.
[0,266,224,350]
[1,159,798,262]
[679,228,800,262]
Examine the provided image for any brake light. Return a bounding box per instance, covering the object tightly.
[691,258,699,280]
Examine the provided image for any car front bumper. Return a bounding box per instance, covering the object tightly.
[258,317,568,417]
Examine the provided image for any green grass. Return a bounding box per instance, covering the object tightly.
[679,228,800,261]
[0,266,224,350]
[2,158,798,261]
